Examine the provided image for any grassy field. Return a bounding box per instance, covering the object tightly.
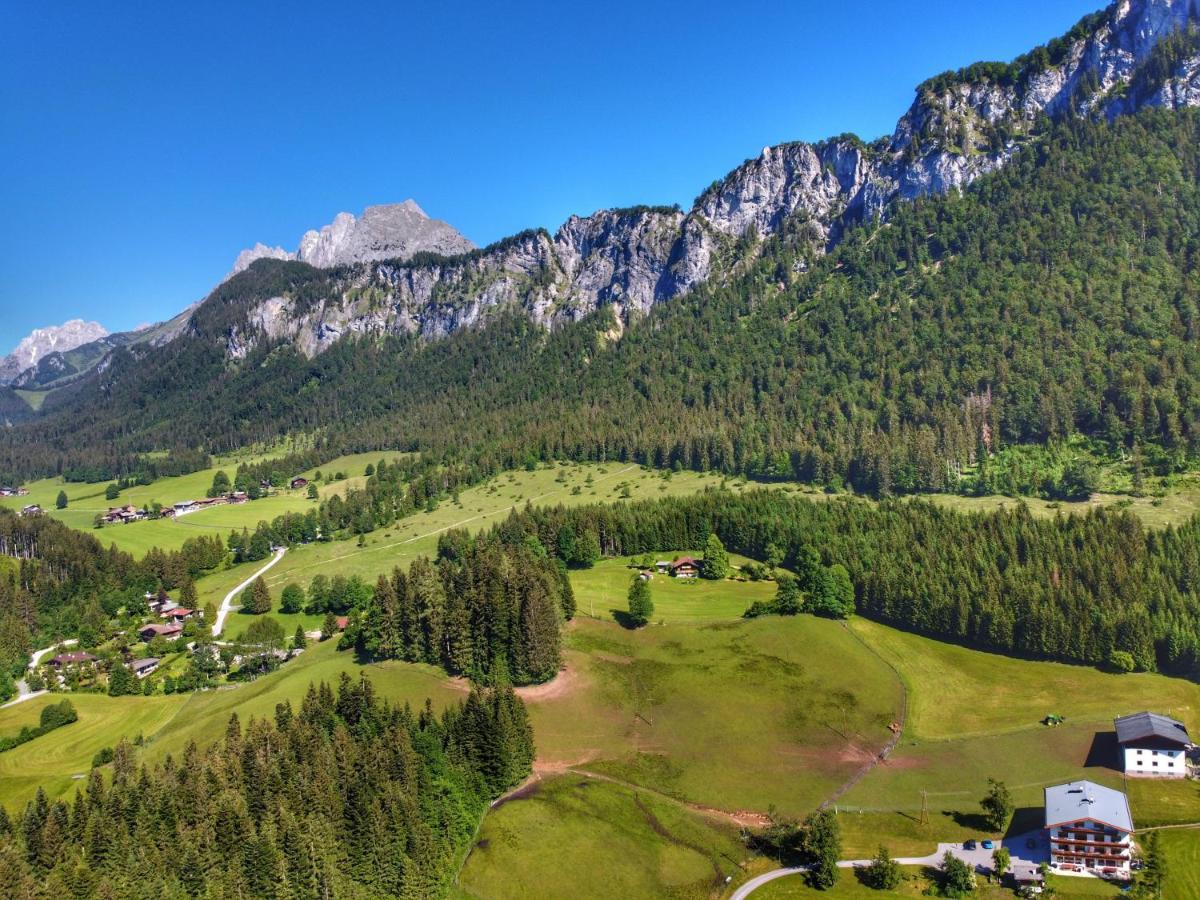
[1159,827,1200,898]
[194,462,785,613]
[456,775,747,900]
[848,618,1200,742]
[571,553,781,623]
[751,866,1012,899]
[836,619,1200,847]
[0,693,188,812]
[529,615,903,818]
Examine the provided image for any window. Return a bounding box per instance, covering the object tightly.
[1137,749,1144,755]
[1153,761,1159,767]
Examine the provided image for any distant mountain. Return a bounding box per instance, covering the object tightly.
[5,0,1200,485]
[0,319,108,384]
[227,200,476,277]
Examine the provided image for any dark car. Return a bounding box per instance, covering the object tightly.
[963,840,976,850]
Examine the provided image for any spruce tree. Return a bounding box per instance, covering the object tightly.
[242,576,272,615]
[293,625,307,650]
[702,533,730,580]
[627,576,654,627]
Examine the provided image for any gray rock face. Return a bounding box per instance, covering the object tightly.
[213,0,1200,360]
[0,319,109,384]
[228,200,475,278]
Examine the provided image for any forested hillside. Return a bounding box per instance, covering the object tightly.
[4,110,1200,494]
[0,676,534,897]
[489,490,1200,678]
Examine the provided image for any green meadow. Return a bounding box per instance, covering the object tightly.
[456,775,746,900]
[570,553,781,623]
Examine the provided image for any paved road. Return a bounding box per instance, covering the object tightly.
[731,835,1046,900]
[0,638,80,709]
[212,547,287,637]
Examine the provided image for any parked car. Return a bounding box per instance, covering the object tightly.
[963,840,976,850]
[982,839,994,850]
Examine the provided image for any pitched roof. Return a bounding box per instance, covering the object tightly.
[1114,711,1190,747]
[52,651,96,664]
[1044,781,1133,833]
[670,556,699,569]
[130,657,160,671]
[140,623,182,636]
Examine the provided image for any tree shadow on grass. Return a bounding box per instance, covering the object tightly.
[610,609,642,630]
[943,810,991,831]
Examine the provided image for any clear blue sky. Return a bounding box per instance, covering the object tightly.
[0,0,1102,348]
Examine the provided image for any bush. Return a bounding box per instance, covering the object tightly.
[92,746,115,768]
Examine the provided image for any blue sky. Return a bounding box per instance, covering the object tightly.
[0,0,1102,348]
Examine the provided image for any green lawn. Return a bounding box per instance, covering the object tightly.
[571,553,781,623]
[1159,827,1200,898]
[750,866,1015,899]
[1123,778,1200,827]
[456,775,746,900]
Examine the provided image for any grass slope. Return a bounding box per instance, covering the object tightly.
[530,616,903,817]
[457,775,746,900]
[0,694,187,812]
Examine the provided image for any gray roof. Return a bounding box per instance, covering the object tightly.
[1114,711,1190,747]
[1044,781,1133,833]
[130,657,160,671]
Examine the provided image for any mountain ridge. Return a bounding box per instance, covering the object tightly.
[199,0,1200,360]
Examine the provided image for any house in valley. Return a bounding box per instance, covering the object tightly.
[160,607,193,622]
[20,504,42,517]
[669,556,700,578]
[1114,711,1191,777]
[102,505,145,525]
[654,560,671,574]
[290,477,309,489]
[50,651,97,669]
[1044,780,1133,877]
[130,657,160,678]
[139,623,183,642]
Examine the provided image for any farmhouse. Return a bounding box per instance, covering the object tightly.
[51,651,97,669]
[654,560,671,574]
[290,477,309,489]
[130,657,160,678]
[102,505,145,524]
[20,504,43,517]
[160,607,193,622]
[1114,711,1191,777]
[173,501,197,515]
[669,556,700,578]
[1044,780,1133,877]
[139,623,183,641]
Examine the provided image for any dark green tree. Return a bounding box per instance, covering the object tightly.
[702,533,730,580]
[242,576,272,615]
[980,778,1014,832]
[803,809,840,889]
[55,491,67,510]
[627,576,654,628]
[862,845,901,890]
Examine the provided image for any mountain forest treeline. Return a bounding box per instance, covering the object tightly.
[0,675,534,898]
[488,489,1200,678]
[3,109,1200,496]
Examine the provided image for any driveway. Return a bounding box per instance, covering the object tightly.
[731,831,1049,900]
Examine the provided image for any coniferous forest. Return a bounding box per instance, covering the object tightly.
[489,490,1200,678]
[345,530,574,685]
[4,110,1200,495]
[0,676,534,898]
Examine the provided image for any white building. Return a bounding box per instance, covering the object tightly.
[1044,780,1133,877]
[1114,711,1191,778]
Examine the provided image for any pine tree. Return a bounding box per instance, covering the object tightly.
[293,625,307,650]
[55,490,68,510]
[243,576,272,615]
[179,577,198,609]
[702,533,730,580]
[803,809,840,889]
[627,576,654,627]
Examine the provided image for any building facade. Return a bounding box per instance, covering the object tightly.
[1114,711,1190,778]
[1044,781,1133,877]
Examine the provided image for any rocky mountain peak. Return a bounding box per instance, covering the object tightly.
[228,201,476,277]
[0,319,109,384]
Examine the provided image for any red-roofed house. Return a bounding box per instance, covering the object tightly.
[139,623,183,641]
[669,556,700,578]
